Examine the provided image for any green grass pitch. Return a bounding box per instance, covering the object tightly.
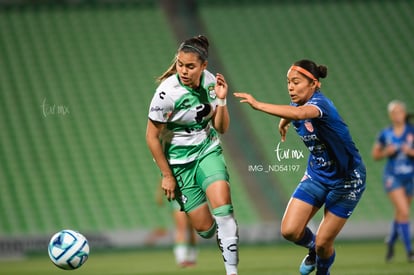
[2,240,414,275]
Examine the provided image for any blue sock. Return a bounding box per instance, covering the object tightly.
[387,220,398,245]
[316,250,335,275]
[398,222,412,254]
[294,227,315,249]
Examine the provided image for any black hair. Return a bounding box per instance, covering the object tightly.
[156,35,209,83]
[178,35,209,62]
[293,59,328,80]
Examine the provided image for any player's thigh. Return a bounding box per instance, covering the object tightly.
[172,163,207,212]
[187,203,214,232]
[197,149,231,208]
[388,187,409,206]
[197,149,229,190]
[281,198,318,239]
[388,187,411,219]
[206,180,232,209]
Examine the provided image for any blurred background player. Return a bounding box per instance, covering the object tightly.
[146,35,239,275]
[372,100,414,262]
[234,59,366,275]
[156,183,198,268]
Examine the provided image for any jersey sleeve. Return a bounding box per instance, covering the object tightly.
[376,129,387,147]
[408,125,414,147]
[148,88,174,123]
[305,96,324,118]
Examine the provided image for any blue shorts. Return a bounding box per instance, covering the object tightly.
[383,175,414,196]
[292,163,366,219]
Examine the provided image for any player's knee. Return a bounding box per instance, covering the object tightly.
[213,204,238,237]
[315,243,333,257]
[281,225,302,242]
[197,220,217,239]
[212,204,234,217]
[315,236,334,254]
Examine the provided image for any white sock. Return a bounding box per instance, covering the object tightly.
[215,214,239,275]
[173,244,187,265]
[187,245,197,263]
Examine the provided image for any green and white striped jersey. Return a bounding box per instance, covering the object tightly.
[148,70,221,165]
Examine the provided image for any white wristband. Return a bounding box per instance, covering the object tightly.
[217,98,227,106]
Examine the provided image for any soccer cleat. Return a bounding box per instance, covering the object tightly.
[407,252,414,263]
[299,248,316,275]
[179,260,196,268]
[385,244,394,262]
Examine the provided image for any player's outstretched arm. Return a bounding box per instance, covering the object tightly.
[233,92,319,120]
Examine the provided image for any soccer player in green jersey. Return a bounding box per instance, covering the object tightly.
[146,35,238,275]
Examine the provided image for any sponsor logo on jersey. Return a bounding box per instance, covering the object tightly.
[301,134,318,142]
[150,106,163,112]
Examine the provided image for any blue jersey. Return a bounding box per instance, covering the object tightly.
[291,91,362,184]
[376,123,414,180]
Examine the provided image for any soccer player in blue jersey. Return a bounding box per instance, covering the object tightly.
[146,35,238,275]
[372,100,414,262]
[234,59,366,275]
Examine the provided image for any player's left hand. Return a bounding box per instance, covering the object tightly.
[215,73,228,99]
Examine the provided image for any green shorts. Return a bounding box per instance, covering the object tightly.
[171,147,229,213]
[169,199,181,212]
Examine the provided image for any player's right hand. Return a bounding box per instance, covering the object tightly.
[161,175,176,201]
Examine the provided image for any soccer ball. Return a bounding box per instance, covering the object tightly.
[48,229,90,270]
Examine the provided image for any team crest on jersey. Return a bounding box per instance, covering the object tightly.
[304,121,314,132]
[181,194,188,204]
[207,84,216,99]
